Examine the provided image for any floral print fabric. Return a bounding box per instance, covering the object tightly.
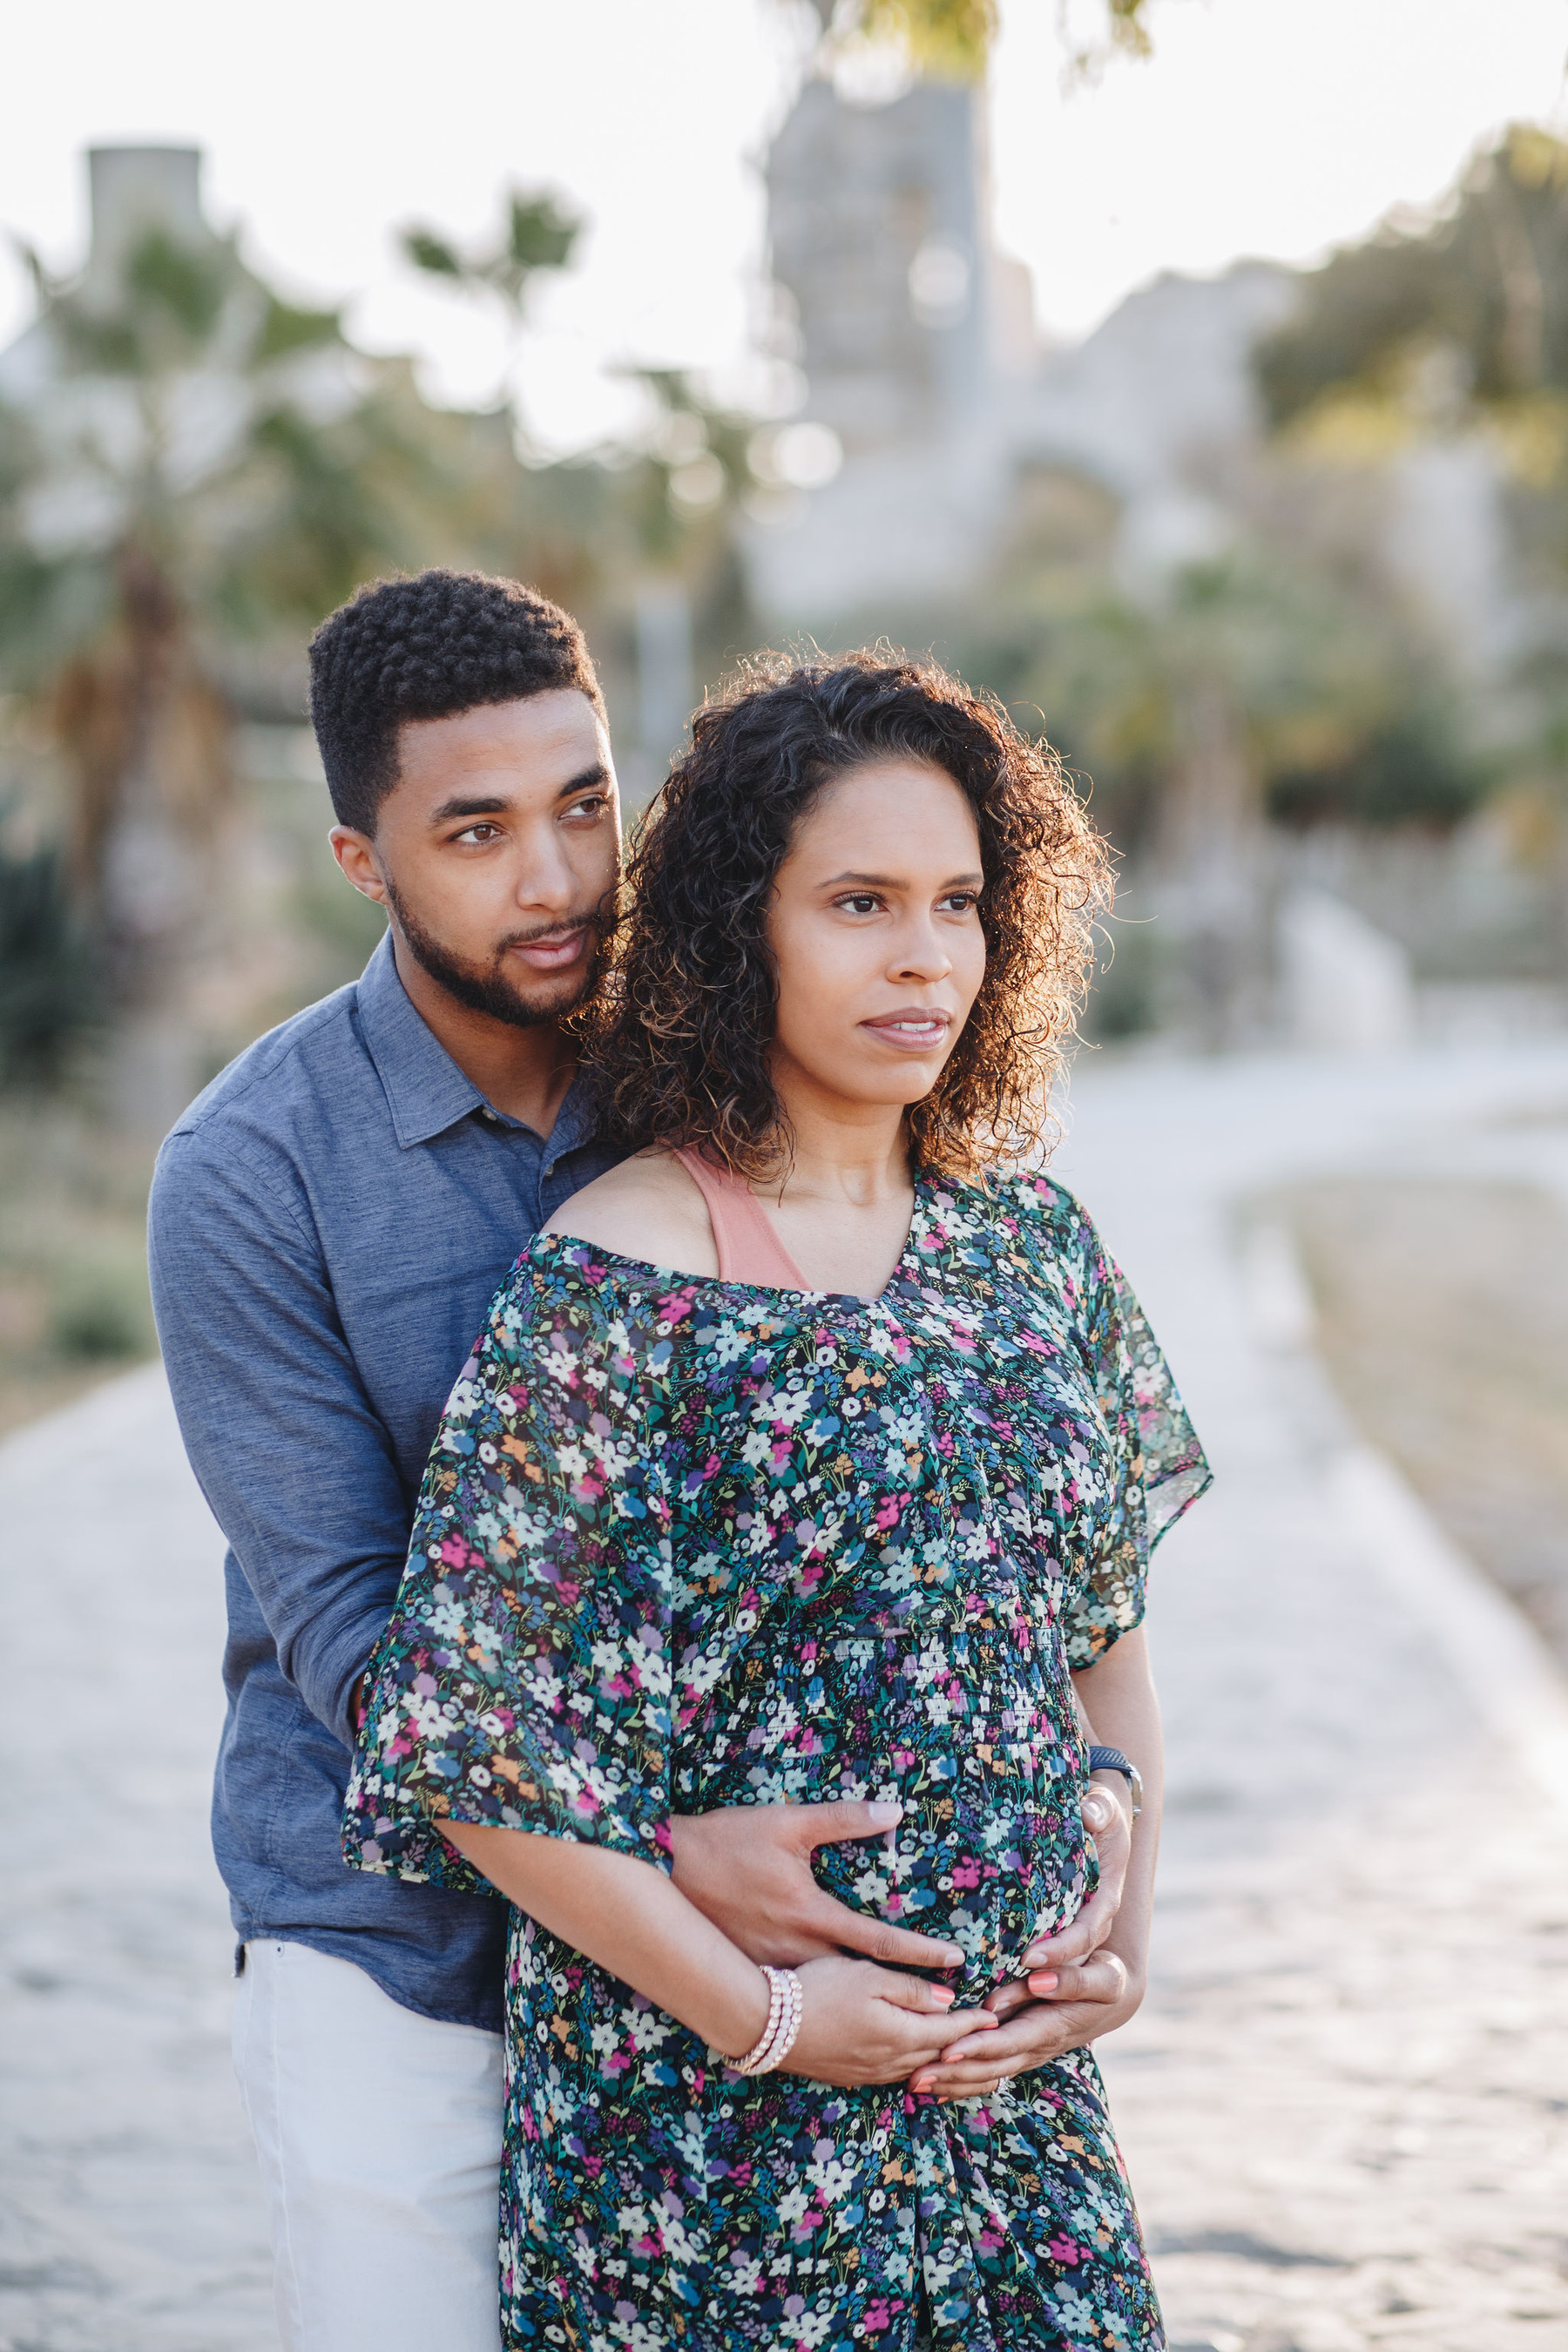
[345,1173,1208,2350]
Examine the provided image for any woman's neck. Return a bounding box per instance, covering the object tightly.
[765,1081,911,1208]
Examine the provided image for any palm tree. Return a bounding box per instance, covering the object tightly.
[1018,553,1404,1039]
[0,157,514,1078]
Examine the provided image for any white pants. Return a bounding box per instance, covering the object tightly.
[233,1938,505,2352]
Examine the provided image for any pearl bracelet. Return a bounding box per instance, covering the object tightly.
[733,1966,802,2076]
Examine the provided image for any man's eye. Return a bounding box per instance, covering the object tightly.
[456,824,501,844]
[564,795,607,821]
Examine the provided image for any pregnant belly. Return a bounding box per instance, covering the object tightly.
[676,1612,1095,1990]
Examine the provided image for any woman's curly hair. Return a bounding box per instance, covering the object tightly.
[591,650,1113,1181]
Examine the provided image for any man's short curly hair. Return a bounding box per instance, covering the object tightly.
[591,651,1112,1181]
[308,569,605,833]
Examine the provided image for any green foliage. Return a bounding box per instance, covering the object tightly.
[815,0,1153,79]
[0,831,100,1088]
[49,1248,152,1360]
[0,204,578,1023]
[850,0,998,78]
[1082,916,1161,1040]
[1258,126,1568,428]
[1002,553,1399,855]
[400,187,583,318]
[1267,706,1488,830]
[256,293,342,362]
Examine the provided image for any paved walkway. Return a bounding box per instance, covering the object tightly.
[3,1041,1568,2352]
[1058,1043,1568,2352]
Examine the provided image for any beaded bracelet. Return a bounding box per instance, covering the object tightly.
[734,1966,803,2076]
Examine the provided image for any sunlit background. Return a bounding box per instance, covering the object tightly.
[4,7,1568,2345]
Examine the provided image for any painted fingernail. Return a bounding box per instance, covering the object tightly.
[867,1801,903,1828]
[1028,1971,1059,1991]
[910,2075,934,2094]
[931,1987,956,2005]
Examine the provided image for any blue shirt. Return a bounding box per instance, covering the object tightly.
[146,931,622,2031]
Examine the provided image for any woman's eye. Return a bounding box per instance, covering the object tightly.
[837,894,881,916]
[940,893,977,914]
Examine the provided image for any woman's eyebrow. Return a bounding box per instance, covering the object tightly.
[820,868,983,888]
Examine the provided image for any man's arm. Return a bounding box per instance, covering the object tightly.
[148,1130,412,1747]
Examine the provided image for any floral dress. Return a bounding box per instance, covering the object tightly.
[344,1172,1209,2352]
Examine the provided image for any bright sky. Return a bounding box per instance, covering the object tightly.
[1,0,1565,450]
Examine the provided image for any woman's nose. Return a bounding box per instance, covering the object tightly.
[891,925,953,982]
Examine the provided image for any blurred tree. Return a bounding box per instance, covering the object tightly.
[805,0,1153,79]
[0,212,498,1043]
[1255,123,1568,877]
[0,828,100,1087]
[1015,555,1395,862]
[1000,551,1456,1038]
[402,191,767,788]
[1258,127,1568,429]
[401,188,760,562]
[401,189,581,316]
[1267,705,1487,831]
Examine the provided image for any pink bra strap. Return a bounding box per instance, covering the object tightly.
[670,1148,808,1289]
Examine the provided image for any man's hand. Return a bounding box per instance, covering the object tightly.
[909,1948,1146,2101]
[668,1801,964,1972]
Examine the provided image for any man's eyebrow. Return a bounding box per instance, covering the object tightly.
[429,794,510,825]
[428,766,610,827]
[556,762,612,799]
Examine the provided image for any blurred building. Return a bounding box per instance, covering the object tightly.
[748,68,1517,681]
[748,64,1299,625]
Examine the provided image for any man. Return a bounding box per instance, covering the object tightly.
[151,571,1078,2349]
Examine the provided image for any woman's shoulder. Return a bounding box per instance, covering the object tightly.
[927,1165,1098,1253]
[541,1147,719,1281]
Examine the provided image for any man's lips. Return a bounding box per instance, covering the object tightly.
[859,1009,952,1052]
[507,927,589,972]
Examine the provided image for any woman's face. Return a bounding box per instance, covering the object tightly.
[767,759,987,1119]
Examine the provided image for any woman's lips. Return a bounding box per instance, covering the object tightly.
[859,1010,951,1052]
[510,928,587,971]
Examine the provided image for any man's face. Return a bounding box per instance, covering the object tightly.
[330,691,621,1028]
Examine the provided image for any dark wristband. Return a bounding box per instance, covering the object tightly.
[1086,1745,1143,1818]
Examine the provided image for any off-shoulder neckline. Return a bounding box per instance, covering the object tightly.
[525,1176,941,1311]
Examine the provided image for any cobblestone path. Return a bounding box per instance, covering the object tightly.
[3,1041,1567,2351]
[1060,1044,1568,2352]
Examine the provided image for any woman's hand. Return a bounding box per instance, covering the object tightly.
[782,1955,997,2088]
[907,1946,1145,2102]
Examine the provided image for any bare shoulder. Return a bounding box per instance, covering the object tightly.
[542,1149,718,1278]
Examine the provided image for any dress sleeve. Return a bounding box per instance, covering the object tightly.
[341,1250,674,1893]
[1064,1227,1212,1669]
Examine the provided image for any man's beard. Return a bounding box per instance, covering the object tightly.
[383,880,608,1031]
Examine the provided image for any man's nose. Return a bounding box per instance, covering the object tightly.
[513,826,578,913]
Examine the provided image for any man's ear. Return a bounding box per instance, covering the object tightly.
[329,826,389,908]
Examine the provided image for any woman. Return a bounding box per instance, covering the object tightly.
[344,653,1210,2350]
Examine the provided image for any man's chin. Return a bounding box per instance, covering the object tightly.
[389,898,601,1032]
[493,965,597,1029]
[448,959,597,1032]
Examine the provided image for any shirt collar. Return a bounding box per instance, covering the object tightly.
[355,930,602,1158]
